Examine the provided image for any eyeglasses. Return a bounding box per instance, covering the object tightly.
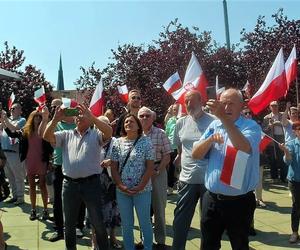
[139,114,151,119]
[131,96,141,100]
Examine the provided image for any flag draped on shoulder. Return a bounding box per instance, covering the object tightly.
[89,80,104,117]
[285,45,298,92]
[8,92,15,110]
[220,142,250,190]
[163,72,182,94]
[248,48,287,115]
[117,85,129,103]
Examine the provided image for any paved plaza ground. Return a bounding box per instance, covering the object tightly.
[1,168,300,250]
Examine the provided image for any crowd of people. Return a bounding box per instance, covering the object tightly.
[0,87,299,250]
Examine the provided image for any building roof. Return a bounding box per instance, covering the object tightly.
[0,68,21,80]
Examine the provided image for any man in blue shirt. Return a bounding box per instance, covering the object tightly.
[192,88,261,250]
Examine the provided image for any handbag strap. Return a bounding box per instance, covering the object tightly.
[119,136,141,176]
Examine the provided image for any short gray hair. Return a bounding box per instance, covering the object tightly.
[138,106,156,119]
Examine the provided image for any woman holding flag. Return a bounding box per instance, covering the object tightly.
[279,121,300,244]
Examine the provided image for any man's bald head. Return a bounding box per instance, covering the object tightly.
[220,88,244,121]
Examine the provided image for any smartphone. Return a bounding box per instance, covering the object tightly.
[64,108,79,117]
[206,86,217,100]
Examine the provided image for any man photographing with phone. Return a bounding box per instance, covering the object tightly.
[43,104,112,250]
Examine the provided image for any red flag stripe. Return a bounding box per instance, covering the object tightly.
[90,97,104,117]
[259,135,273,152]
[248,71,287,115]
[167,79,182,94]
[220,145,238,185]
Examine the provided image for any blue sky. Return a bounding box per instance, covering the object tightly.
[0,0,299,90]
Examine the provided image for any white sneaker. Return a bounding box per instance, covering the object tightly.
[76,228,83,238]
[167,187,174,196]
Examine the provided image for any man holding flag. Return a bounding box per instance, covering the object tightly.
[192,88,261,250]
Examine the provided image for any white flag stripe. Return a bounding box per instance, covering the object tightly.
[251,48,285,98]
[117,85,128,95]
[285,45,297,72]
[230,150,250,190]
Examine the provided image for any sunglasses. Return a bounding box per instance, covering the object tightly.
[294,127,300,131]
[139,114,151,119]
[244,112,251,115]
[131,96,141,100]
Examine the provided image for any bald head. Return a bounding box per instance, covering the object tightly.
[220,88,244,121]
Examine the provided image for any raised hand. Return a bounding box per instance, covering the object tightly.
[206,99,226,119]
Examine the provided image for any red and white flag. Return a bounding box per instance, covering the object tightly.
[216,75,225,98]
[248,48,287,115]
[183,52,208,102]
[259,132,273,153]
[34,86,46,109]
[163,72,182,95]
[242,80,252,99]
[62,98,78,108]
[117,85,129,103]
[89,80,105,117]
[285,45,298,92]
[8,92,15,110]
[220,143,250,190]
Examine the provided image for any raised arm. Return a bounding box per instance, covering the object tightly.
[78,104,112,141]
[43,107,64,145]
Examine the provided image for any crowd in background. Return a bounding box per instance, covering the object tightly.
[0,88,300,250]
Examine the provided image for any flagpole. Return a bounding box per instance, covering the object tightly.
[296,76,299,107]
[263,133,283,145]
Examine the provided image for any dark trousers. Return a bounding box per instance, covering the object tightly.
[53,165,64,233]
[267,136,287,180]
[201,191,256,250]
[288,181,300,232]
[172,182,206,250]
[53,166,86,234]
[63,176,108,250]
[167,150,177,188]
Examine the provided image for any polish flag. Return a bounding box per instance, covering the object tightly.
[89,80,105,117]
[248,48,287,115]
[34,86,46,108]
[220,143,250,190]
[8,92,15,110]
[216,75,225,98]
[117,85,129,103]
[259,132,273,152]
[183,52,208,102]
[242,80,252,99]
[62,98,78,108]
[285,45,298,92]
[163,72,182,95]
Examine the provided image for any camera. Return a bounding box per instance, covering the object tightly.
[64,108,79,117]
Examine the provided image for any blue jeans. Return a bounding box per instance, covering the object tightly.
[117,190,153,250]
[172,182,206,250]
[62,176,109,250]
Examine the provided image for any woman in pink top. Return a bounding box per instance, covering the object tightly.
[4,111,53,221]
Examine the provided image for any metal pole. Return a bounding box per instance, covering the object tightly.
[223,0,231,50]
[296,76,299,107]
